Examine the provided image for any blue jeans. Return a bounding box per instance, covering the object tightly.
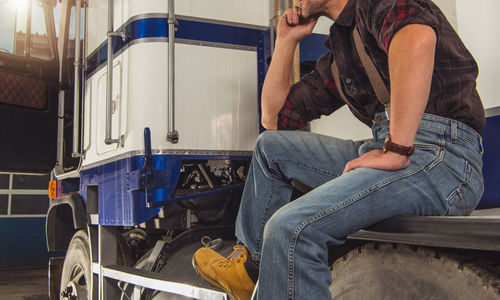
[235,113,484,300]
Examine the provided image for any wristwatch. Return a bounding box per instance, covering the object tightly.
[383,134,415,156]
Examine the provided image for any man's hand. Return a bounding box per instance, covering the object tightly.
[277,7,318,43]
[343,149,410,174]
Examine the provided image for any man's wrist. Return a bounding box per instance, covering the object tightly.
[384,150,411,167]
[275,36,300,47]
[383,134,415,156]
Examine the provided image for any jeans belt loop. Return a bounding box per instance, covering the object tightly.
[451,119,457,144]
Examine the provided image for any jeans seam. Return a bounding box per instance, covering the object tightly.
[286,165,427,300]
[270,158,339,178]
[253,178,275,261]
[425,146,445,171]
[446,161,473,210]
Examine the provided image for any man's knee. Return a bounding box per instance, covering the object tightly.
[253,130,283,160]
[263,208,297,244]
[255,130,279,148]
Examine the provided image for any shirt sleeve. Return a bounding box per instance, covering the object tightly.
[363,0,440,52]
[277,48,345,130]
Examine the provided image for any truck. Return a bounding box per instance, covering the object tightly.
[0,0,499,299]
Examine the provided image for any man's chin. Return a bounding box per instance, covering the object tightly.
[301,6,322,19]
[303,10,322,19]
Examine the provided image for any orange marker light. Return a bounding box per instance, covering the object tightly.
[48,180,58,199]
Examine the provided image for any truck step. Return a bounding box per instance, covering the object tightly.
[97,237,236,299]
[101,264,227,300]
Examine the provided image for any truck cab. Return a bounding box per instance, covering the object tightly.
[1,0,499,299]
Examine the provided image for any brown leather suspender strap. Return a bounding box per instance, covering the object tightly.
[330,26,391,108]
[352,26,391,105]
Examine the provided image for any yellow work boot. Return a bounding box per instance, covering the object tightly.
[193,245,257,300]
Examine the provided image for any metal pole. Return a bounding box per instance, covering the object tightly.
[72,0,82,157]
[105,0,114,144]
[166,0,179,143]
[104,0,125,146]
[25,0,32,56]
[55,90,66,175]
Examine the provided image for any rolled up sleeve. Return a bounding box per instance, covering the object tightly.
[278,51,345,130]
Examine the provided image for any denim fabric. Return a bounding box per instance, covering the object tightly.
[235,113,484,300]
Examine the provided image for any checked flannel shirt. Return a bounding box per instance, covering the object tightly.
[278,0,485,133]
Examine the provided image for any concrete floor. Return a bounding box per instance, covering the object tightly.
[0,268,48,300]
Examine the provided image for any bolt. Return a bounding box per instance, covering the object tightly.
[61,285,73,297]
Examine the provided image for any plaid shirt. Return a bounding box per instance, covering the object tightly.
[278,0,485,133]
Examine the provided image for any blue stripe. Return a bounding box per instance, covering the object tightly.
[176,19,261,47]
[85,17,266,77]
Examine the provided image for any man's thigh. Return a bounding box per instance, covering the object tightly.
[256,130,365,188]
[269,147,451,242]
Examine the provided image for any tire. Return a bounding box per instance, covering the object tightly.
[60,230,92,300]
[330,243,500,300]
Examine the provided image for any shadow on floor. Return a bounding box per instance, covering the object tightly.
[0,268,48,300]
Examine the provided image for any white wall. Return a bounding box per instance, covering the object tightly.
[456,0,500,110]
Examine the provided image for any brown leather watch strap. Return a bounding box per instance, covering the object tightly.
[383,134,415,156]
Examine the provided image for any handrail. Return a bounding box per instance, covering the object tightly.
[167,0,179,143]
[105,0,125,146]
[72,0,83,157]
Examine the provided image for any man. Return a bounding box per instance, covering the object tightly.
[193,0,485,299]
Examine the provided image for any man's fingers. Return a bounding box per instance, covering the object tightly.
[283,7,301,25]
[343,160,356,174]
[291,6,299,24]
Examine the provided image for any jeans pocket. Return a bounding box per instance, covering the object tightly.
[414,143,445,171]
[446,162,484,216]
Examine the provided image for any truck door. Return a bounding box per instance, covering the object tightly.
[0,0,59,173]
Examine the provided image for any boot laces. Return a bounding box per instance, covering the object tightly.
[218,245,247,268]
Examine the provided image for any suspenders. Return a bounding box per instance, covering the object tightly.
[330,26,391,119]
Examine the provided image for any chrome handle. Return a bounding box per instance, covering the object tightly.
[72,0,83,157]
[167,0,179,143]
[105,0,124,146]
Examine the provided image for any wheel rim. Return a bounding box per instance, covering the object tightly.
[61,264,88,300]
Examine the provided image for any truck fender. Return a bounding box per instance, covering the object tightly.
[46,192,87,252]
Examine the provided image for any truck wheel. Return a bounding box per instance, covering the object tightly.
[60,230,91,300]
[330,243,500,300]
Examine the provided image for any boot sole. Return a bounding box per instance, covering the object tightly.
[192,254,238,300]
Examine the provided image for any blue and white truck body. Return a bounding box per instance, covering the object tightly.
[0,0,499,299]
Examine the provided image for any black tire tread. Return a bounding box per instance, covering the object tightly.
[330,243,500,299]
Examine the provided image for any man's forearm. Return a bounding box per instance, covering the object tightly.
[388,24,437,147]
[261,37,298,130]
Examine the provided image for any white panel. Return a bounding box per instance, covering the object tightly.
[124,0,166,18]
[173,44,259,151]
[122,43,168,155]
[310,106,372,140]
[83,76,92,153]
[175,0,269,27]
[82,42,259,167]
[95,61,124,155]
[87,0,125,55]
[456,0,500,109]
[123,0,269,27]
[87,0,107,54]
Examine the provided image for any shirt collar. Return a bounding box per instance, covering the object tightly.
[334,0,356,26]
